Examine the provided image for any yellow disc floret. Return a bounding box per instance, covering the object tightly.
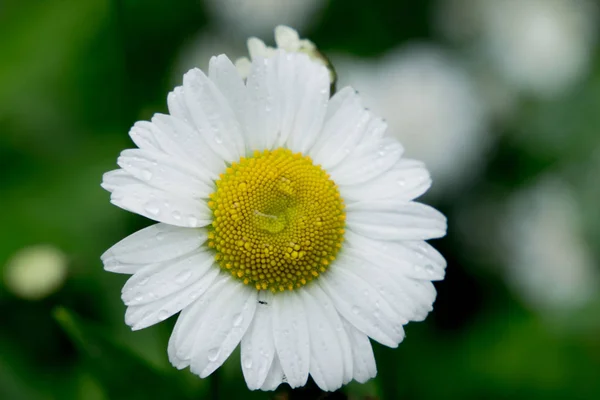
[207,148,345,292]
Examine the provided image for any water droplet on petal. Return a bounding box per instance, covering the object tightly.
[214,135,223,144]
[144,201,160,216]
[172,211,182,220]
[156,232,165,241]
[158,309,170,320]
[208,348,221,362]
[175,269,192,284]
[139,277,149,286]
[232,313,244,327]
[351,306,360,315]
[188,216,199,227]
[141,169,153,181]
[425,264,435,275]
[243,356,253,369]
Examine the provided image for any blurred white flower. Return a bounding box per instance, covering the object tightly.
[204,0,327,39]
[333,44,489,196]
[3,245,68,300]
[501,178,598,313]
[437,0,599,98]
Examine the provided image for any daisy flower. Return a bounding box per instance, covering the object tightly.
[101,30,447,392]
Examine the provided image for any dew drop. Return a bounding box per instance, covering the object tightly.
[139,277,149,286]
[243,356,253,369]
[156,232,166,241]
[175,269,192,284]
[172,211,182,220]
[144,201,160,216]
[214,135,223,144]
[232,313,244,327]
[425,264,435,275]
[397,178,406,187]
[188,216,199,227]
[158,309,170,321]
[141,169,153,181]
[351,306,360,315]
[208,348,221,362]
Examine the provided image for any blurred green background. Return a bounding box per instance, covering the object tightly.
[1,0,600,399]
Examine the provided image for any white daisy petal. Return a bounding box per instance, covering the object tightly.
[182,68,246,161]
[272,291,310,388]
[310,89,372,169]
[101,223,206,272]
[128,121,162,153]
[245,52,330,153]
[101,169,139,193]
[244,55,281,150]
[121,249,214,306]
[117,149,213,198]
[241,291,276,390]
[281,53,330,153]
[208,55,249,133]
[108,177,212,228]
[299,285,351,391]
[152,113,225,177]
[340,158,432,203]
[168,273,231,369]
[345,230,446,281]
[329,137,403,185]
[189,278,258,378]
[319,265,405,347]
[342,319,377,383]
[336,251,435,323]
[260,355,285,391]
[346,201,447,241]
[125,267,221,331]
[167,86,192,125]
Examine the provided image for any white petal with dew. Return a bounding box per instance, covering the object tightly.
[105,173,212,228]
[151,113,224,178]
[125,267,221,331]
[260,355,285,391]
[241,291,276,390]
[342,319,377,383]
[345,230,446,281]
[272,290,310,388]
[299,284,352,391]
[244,55,281,150]
[118,149,213,198]
[167,273,230,369]
[329,137,403,185]
[340,158,431,203]
[319,262,405,347]
[183,68,246,162]
[208,55,250,137]
[190,278,258,378]
[310,89,373,169]
[101,223,205,268]
[346,201,447,241]
[121,249,214,306]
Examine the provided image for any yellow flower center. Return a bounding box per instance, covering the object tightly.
[207,148,345,292]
